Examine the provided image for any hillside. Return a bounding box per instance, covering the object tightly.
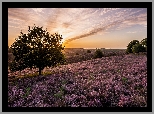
[8,48,127,72]
[8,54,147,107]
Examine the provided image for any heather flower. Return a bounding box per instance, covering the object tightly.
[8,54,147,107]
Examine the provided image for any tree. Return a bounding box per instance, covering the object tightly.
[94,49,103,58]
[132,43,146,53]
[10,25,66,75]
[8,46,12,53]
[9,60,27,75]
[126,40,139,53]
[9,38,28,73]
[140,38,147,52]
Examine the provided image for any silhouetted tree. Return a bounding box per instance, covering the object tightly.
[140,38,147,52]
[132,43,146,53]
[126,40,139,53]
[10,25,65,75]
[8,46,12,53]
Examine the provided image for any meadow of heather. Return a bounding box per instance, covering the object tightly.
[8,53,147,107]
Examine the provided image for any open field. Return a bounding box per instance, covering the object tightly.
[62,48,126,64]
[8,48,127,75]
[8,54,147,107]
[8,48,145,78]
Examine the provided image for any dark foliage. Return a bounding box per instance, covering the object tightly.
[94,49,104,58]
[9,25,66,75]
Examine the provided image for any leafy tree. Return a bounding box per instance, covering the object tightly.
[8,46,12,53]
[9,38,28,72]
[9,60,26,75]
[140,38,147,47]
[132,43,146,53]
[10,25,65,75]
[94,49,103,58]
[126,40,139,53]
[140,38,147,51]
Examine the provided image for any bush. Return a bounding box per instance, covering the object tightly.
[132,44,146,53]
[94,49,103,58]
[126,40,139,54]
[76,53,79,55]
[140,38,147,48]
[140,38,147,52]
[126,38,147,54]
[87,50,91,53]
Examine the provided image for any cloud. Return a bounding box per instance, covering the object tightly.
[8,8,30,21]
[64,20,121,44]
[32,8,44,13]
[63,9,147,44]
[44,8,100,36]
[62,22,72,28]
[8,25,21,29]
[127,31,137,34]
[100,8,120,16]
[8,8,147,47]
[8,8,49,34]
[115,12,147,30]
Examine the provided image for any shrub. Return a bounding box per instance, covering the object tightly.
[76,53,79,55]
[126,38,147,54]
[54,90,64,99]
[140,38,147,49]
[87,50,91,53]
[140,38,147,52]
[132,44,146,53]
[126,40,139,54]
[94,49,103,58]
[122,77,128,84]
[22,87,31,98]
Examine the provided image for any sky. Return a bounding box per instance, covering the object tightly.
[8,8,147,49]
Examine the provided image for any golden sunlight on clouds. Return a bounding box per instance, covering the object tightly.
[8,8,147,49]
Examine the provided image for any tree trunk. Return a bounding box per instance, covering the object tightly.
[39,67,41,75]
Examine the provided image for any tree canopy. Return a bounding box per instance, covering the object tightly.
[10,25,66,75]
[126,38,147,54]
[132,43,146,53]
[140,38,147,51]
[126,40,139,54]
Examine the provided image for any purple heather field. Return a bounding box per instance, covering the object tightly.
[8,51,147,107]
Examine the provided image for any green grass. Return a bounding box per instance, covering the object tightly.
[61,79,67,85]
[22,87,31,98]
[122,77,128,84]
[117,69,120,73]
[89,73,94,80]
[54,90,64,99]
[8,72,39,83]
[42,71,53,76]
[24,72,39,77]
